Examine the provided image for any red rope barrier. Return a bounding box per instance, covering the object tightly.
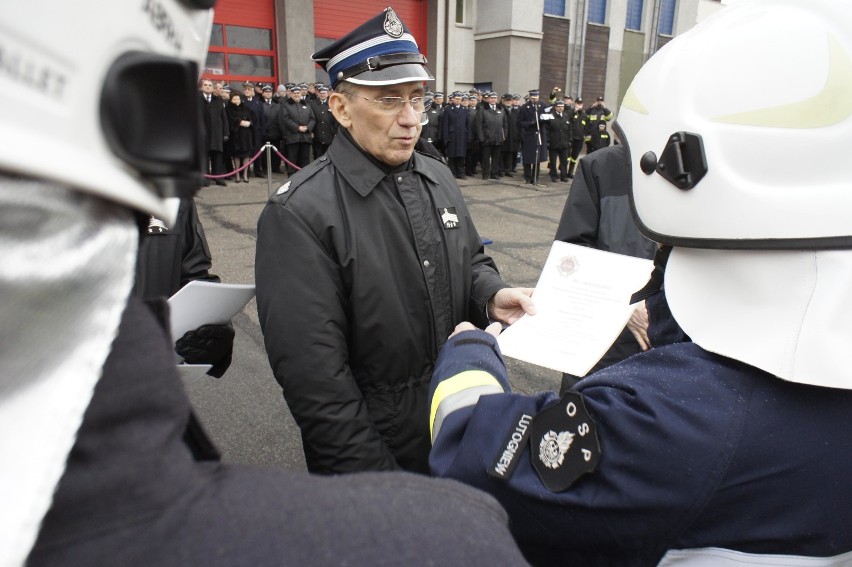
[204,144,302,178]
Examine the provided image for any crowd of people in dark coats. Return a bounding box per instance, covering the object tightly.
[201,78,613,187]
[200,79,339,185]
[421,86,613,185]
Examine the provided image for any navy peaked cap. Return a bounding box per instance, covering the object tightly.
[312,7,434,88]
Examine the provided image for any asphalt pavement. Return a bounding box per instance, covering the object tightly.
[187,167,573,470]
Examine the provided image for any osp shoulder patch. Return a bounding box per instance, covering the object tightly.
[488,411,533,482]
[530,392,601,492]
[439,207,459,229]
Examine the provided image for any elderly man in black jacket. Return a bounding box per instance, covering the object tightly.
[278,85,315,175]
[255,8,534,475]
[475,91,508,180]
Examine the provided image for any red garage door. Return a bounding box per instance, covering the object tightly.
[203,0,278,87]
[315,0,427,52]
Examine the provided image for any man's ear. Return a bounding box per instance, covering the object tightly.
[329,93,352,128]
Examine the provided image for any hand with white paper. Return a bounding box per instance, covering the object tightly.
[487,287,536,325]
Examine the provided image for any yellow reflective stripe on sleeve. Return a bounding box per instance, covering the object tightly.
[430,370,504,440]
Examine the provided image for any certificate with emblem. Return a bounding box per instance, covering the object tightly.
[497,242,653,377]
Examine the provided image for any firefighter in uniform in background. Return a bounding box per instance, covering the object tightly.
[584,95,613,154]
[427,1,852,565]
[566,97,587,178]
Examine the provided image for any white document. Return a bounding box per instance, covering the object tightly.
[497,242,653,377]
[168,280,255,342]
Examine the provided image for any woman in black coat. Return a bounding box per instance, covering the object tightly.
[225,92,256,182]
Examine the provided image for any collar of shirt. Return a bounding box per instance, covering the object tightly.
[329,129,440,197]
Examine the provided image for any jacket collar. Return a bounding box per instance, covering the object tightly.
[327,129,439,197]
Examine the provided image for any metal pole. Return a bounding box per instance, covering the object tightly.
[265,143,273,198]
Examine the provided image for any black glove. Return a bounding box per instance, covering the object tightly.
[175,323,235,378]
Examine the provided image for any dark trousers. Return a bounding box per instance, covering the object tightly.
[206,150,225,176]
[285,142,311,174]
[523,161,542,184]
[568,139,584,176]
[548,147,569,180]
[253,142,266,176]
[465,145,478,175]
[480,144,502,179]
[313,141,331,160]
[500,149,515,175]
[449,156,466,178]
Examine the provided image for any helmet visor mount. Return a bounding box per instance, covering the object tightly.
[100,51,203,203]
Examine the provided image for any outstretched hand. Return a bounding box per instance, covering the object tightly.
[487,287,536,325]
[626,300,651,351]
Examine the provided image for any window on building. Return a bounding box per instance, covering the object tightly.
[203,24,275,85]
[588,0,607,24]
[626,0,643,30]
[544,0,566,17]
[456,0,465,24]
[658,0,676,35]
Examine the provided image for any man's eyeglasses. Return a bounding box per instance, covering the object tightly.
[350,95,432,114]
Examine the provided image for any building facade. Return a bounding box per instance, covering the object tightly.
[202,0,725,112]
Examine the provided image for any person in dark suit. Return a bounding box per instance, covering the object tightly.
[309,85,337,160]
[241,82,266,177]
[475,92,507,180]
[499,93,520,177]
[278,85,315,174]
[442,92,469,179]
[200,79,228,186]
[517,89,547,184]
[259,85,282,174]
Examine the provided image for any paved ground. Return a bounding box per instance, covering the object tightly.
[187,167,574,470]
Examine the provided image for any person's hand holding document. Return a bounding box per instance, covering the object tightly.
[497,242,653,377]
[168,281,255,382]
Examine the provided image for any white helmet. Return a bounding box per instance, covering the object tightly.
[0,0,215,224]
[617,0,852,391]
[617,0,852,249]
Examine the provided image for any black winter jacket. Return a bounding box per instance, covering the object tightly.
[255,130,507,474]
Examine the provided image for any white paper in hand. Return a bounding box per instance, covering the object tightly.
[168,280,255,342]
[497,242,653,376]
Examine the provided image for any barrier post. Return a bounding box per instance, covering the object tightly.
[265,143,273,198]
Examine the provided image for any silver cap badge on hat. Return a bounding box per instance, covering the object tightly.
[383,7,404,38]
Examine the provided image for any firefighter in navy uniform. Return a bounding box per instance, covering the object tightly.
[566,97,587,178]
[0,2,533,566]
[427,1,852,565]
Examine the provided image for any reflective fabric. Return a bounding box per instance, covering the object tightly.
[0,180,136,567]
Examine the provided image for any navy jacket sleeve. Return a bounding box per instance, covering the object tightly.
[429,333,758,565]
